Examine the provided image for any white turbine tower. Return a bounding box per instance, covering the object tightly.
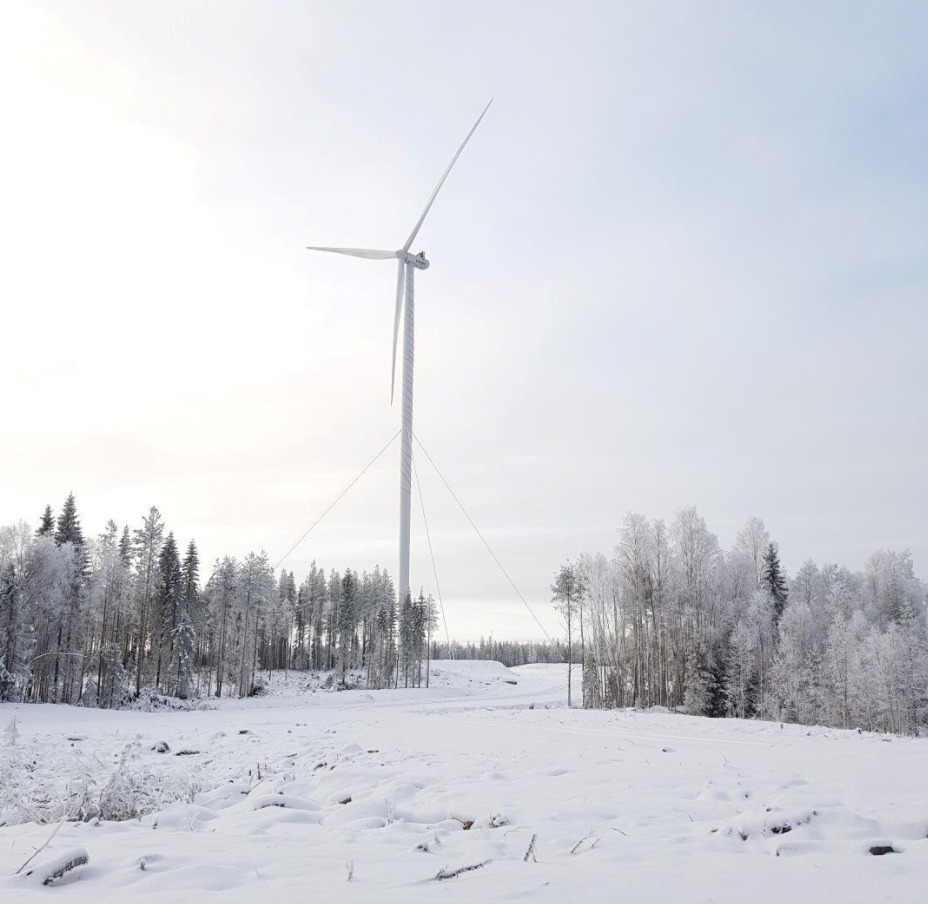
[307,99,492,607]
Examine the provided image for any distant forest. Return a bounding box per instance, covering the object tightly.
[554,509,928,735]
[0,496,451,705]
[3,498,925,737]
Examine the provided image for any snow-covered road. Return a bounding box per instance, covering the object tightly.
[2,662,926,903]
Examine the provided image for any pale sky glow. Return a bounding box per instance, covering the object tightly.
[2,2,926,641]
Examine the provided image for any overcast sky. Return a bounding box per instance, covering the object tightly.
[2,1,926,641]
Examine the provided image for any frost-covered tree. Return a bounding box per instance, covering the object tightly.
[171,607,195,699]
[396,589,435,689]
[670,507,722,705]
[228,551,275,697]
[0,562,26,701]
[725,590,776,717]
[397,590,414,688]
[205,556,239,697]
[181,540,200,618]
[132,506,164,692]
[3,495,927,730]
[99,643,129,709]
[336,568,359,682]
[155,533,182,690]
[769,600,820,723]
[51,495,88,703]
[552,560,582,706]
[309,561,329,670]
[734,517,770,593]
[576,552,615,708]
[863,550,921,627]
[88,521,132,705]
[14,531,69,702]
[371,569,397,688]
[684,637,713,716]
[616,513,655,708]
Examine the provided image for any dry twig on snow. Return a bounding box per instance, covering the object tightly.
[435,860,491,880]
[571,831,599,854]
[523,833,538,862]
[15,820,64,875]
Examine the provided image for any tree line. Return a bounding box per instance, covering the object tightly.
[553,508,928,734]
[428,638,565,668]
[0,496,440,705]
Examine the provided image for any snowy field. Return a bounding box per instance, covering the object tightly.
[2,662,927,903]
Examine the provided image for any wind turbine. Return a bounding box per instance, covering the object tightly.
[307,99,492,608]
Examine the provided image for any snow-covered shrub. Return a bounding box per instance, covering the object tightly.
[0,716,23,823]
[96,743,200,821]
[121,687,215,712]
[97,744,144,821]
[0,661,17,702]
[1,731,203,826]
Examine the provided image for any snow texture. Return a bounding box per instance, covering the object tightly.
[2,661,926,902]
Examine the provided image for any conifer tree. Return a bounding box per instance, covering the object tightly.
[764,542,789,623]
[181,540,200,617]
[327,569,341,671]
[36,505,54,537]
[310,563,328,670]
[51,495,87,702]
[55,493,84,549]
[337,569,359,683]
[118,525,132,565]
[156,532,182,690]
[133,506,164,692]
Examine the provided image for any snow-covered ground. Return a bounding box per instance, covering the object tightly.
[2,662,926,902]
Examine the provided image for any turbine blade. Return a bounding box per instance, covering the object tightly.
[390,258,405,404]
[305,246,396,260]
[402,98,493,253]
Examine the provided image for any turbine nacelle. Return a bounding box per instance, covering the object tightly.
[398,250,429,270]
